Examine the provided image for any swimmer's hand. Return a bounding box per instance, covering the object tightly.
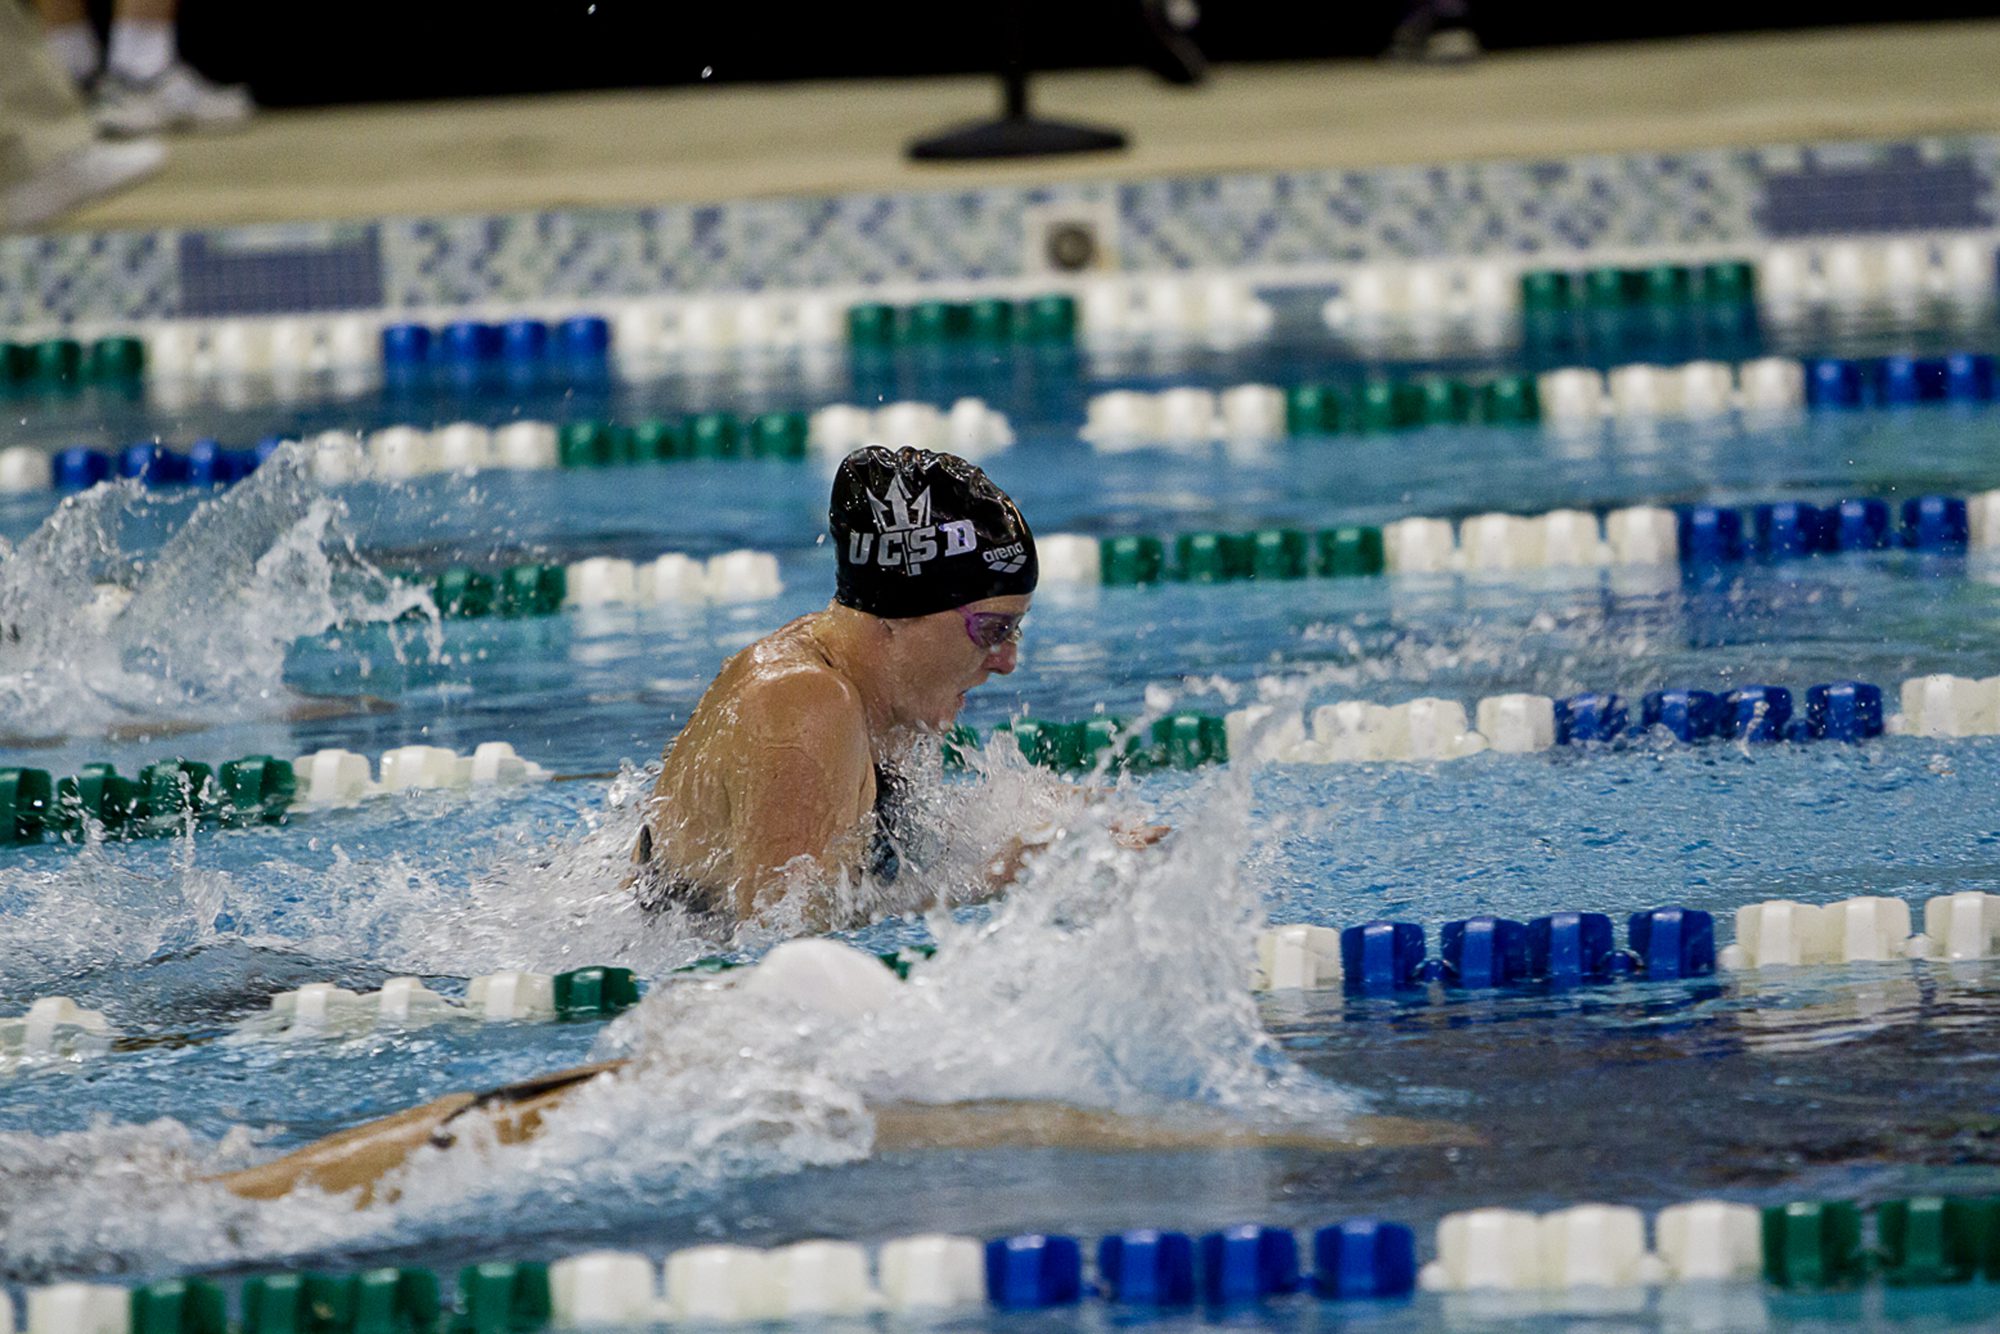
[984,819,1169,888]
[1113,821,1171,850]
[983,833,1042,891]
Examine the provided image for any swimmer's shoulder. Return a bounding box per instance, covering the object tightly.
[735,655,866,744]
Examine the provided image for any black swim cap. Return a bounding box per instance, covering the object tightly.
[830,446,1038,619]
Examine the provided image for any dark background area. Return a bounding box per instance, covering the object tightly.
[157,0,2000,107]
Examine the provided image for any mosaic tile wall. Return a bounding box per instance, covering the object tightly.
[4,136,1999,327]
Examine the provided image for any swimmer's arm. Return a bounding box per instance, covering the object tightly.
[980,819,1171,893]
[981,834,1041,892]
[727,673,874,923]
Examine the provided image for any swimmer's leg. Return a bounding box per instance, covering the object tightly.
[219,1092,478,1204]
[216,1061,626,1205]
[871,1102,1481,1152]
[280,694,398,722]
[219,1074,1469,1208]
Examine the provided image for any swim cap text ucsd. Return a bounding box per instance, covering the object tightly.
[830,446,1038,618]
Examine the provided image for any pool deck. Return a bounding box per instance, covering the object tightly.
[57,19,2000,232]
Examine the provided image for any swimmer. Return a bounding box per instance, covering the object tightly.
[215,458,1217,1207]
[632,446,1064,927]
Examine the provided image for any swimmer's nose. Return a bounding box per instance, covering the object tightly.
[986,642,1019,674]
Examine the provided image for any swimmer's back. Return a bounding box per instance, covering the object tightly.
[636,615,876,919]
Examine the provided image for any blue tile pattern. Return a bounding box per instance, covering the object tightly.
[1758,143,1990,236]
[178,223,383,317]
[3,135,2000,327]
[2,228,178,328]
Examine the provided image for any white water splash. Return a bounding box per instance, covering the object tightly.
[301,766,1333,1240]
[215,740,1101,981]
[0,766,1346,1278]
[0,448,428,741]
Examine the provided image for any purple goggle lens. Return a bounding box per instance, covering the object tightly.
[961,609,1025,651]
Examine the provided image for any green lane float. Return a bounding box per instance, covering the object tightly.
[846,293,1078,349]
[552,966,640,1019]
[1099,534,1168,587]
[1519,258,1757,314]
[455,1263,552,1334]
[555,411,810,468]
[1876,1196,1998,1286]
[241,1269,441,1334]
[987,713,1228,774]
[131,1278,228,1334]
[2,756,298,847]
[1050,527,1387,588]
[1761,1201,1868,1290]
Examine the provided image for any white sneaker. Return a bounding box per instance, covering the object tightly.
[1,139,166,230]
[94,61,254,137]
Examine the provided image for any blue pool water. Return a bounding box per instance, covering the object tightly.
[2,333,2000,1329]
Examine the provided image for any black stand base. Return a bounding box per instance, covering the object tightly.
[908,115,1126,162]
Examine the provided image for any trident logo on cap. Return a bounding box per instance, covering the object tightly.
[849,475,976,575]
[865,476,932,533]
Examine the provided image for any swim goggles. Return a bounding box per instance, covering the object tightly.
[960,608,1026,651]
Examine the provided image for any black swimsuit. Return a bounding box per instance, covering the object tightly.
[636,763,905,916]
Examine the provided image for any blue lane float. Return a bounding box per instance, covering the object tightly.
[379,321,431,367]
[1098,1231,1197,1305]
[1528,911,1617,985]
[1201,1225,1302,1302]
[118,442,190,486]
[51,441,268,493]
[986,1235,1084,1309]
[1803,353,1998,408]
[1339,908,1717,996]
[1877,355,1939,405]
[1629,906,1717,980]
[381,315,611,370]
[1806,681,1885,741]
[1642,688,1724,743]
[52,445,112,491]
[440,320,502,364]
[1805,356,1867,408]
[34,433,301,495]
[1720,684,1794,742]
[1753,501,1832,557]
[1678,505,1744,562]
[1555,682,1883,746]
[1681,495,1967,561]
[1555,692,1629,744]
[1341,921,1428,994]
[1904,495,1969,549]
[187,438,258,485]
[1313,1220,1419,1299]
[1442,916,1530,988]
[1834,497,1892,551]
[1947,351,1997,401]
[558,315,612,357]
[501,318,549,362]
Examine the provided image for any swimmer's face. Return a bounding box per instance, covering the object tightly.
[889,593,1030,729]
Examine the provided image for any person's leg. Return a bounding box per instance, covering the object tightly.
[0,2,164,229]
[105,0,175,83]
[93,0,254,136]
[31,0,101,88]
[2,1,96,185]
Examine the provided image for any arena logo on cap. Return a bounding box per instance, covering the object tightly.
[983,541,1027,574]
[849,475,976,574]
